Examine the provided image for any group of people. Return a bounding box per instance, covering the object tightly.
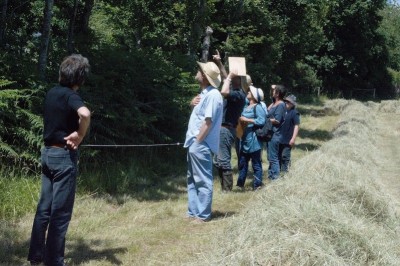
[26,52,299,265]
[184,53,300,222]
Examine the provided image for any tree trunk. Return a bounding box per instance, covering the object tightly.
[201,26,213,62]
[188,0,206,58]
[0,0,8,47]
[38,0,54,81]
[81,0,94,34]
[67,0,78,54]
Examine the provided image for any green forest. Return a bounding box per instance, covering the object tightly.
[1,0,400,178]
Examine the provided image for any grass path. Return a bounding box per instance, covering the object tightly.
[4,103,341,265]
[375,113,400,212]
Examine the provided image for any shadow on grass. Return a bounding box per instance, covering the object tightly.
[211,210,236,220]
[296,143,320,152]
[297,106,338,117]
[68,238,127,265]
[0,222,127,266]
[299,128,333,141]
[78,148,188,203]
[0,221,29,265]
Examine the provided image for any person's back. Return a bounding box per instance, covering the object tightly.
[43,86,83,146]
[28,54,91,266]
[222,85,246,127]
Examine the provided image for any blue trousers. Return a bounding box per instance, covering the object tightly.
[267,136,280,180]
[28,147,78,266]
[187,141,214,221]
[237,149,263,189]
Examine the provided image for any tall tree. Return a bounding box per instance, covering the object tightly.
[379,4,400,70]
[67,0,78,54]
[316,0,392,97]
[81,0,94,34]
[201,26,213,62]
[0,0,7,46]
[38,0,54,81]
[188,0,207,58]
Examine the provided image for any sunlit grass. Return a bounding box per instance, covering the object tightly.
[2,99,400,265]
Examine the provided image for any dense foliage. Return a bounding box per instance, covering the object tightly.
[1,0,400,171]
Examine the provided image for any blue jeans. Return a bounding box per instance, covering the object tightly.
[28,147,78,266]
[237,149,263,189]
[267,136,280,180]
[279,144,292,172]
[187,141,214,221]
[213,126,235,170]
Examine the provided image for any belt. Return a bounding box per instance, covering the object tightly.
[222,123,235,129]
[48,143,71,150]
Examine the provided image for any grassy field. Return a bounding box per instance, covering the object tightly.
[1,99,400,265]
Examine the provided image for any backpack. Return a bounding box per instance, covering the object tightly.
[253,104,274,142]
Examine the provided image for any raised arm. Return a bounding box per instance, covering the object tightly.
[212,49,228,79]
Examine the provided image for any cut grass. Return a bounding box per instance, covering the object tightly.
[4,100,400,265]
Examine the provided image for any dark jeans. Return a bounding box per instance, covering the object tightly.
[237,149,263,189]
[279,144,292,173]
[214,126,235,170]
[267,135,280,180]
[28,147,78,266]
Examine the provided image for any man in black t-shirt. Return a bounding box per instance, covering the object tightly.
[28,54,91,266]
[212,51,246,191]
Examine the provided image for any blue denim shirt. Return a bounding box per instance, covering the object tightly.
[268,102,286,137]
[240,103,266,153]
[279,108,300,144]
[184,86,223,153]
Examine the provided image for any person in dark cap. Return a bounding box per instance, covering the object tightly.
[279,94,300,173]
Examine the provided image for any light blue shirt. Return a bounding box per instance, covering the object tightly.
[260,101,268,116]
[240,103,266,153]
[184,86,223,153]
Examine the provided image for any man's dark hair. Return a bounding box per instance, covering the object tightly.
[275,84,286,99]
[59,54,90,88]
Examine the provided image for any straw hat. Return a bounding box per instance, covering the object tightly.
[284,94,297,106]
[197,61,221,88]
[249,85,264,103]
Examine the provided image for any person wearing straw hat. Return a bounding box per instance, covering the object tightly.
[184,61,223,222]
[236,86,266,190]
[211,50,247,192]
[278,94,300,173]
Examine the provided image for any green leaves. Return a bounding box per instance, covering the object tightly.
[0,81,43,172]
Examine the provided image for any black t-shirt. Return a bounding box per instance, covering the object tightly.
[222,88,246,127]
[43,86,85,146]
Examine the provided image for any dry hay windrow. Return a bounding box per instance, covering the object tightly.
[188,99,400,266]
